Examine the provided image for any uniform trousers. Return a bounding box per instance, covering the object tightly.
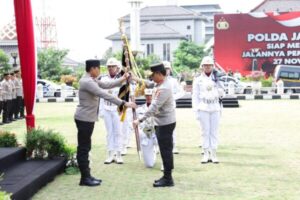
[140,133,157,168]
[155,122,176,174]
[10,98,18,119]
[121,110,133,148]
[75,119,95,178]
[103,109,122,152]
[198,111,220,150]
[15,96,23,118]
[4,100,12,122]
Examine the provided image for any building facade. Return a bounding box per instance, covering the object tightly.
[0,20,19,65]
[106,5,208,61]
[182,4,223,42]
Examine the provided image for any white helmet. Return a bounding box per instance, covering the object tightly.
[200,56,214,67]
[163,61,172,69]
[144,89,153,96]
[106,57,119,66]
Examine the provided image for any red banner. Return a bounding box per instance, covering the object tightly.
[14,0,36,129]
[214,12,300,76]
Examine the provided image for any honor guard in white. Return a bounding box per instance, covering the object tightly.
[163,61,185,154]
[99,58,124,164]
[192,56,224,164]
[136,88,158,168]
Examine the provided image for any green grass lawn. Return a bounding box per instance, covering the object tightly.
[1,100,300,200]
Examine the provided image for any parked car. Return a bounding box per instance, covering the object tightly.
[37,79,61,97]
[62,85,76,97]
[219,75,250,94]
[37,80,77,97]
[274,65,300,93]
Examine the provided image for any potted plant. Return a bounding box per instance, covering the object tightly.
[60,75,77,86]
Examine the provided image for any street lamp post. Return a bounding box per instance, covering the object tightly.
[11,52,18,68]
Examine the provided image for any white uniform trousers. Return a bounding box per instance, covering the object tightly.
[140,133,157,168]
[103,109,122,152]
[198,110,220,150]
[121,109,133,148]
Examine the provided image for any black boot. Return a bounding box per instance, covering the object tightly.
[153,177,174,187]
[90,176,102,183]
[153,170,174,187]
[79,167,100,186]
[79,177,101,187]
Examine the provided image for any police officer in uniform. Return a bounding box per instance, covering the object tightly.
[74,59,136,187]
[10,72,18,120]
[99,58,124,164]
[0,79,3,125]
[192,56,224,164]
[136,88,158,168]
[14,70,24,119]
[2,73,12,123]
[133,63,176,187]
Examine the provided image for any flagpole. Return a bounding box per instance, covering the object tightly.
[119,19,142,160]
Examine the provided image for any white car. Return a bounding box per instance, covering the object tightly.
[62,85,77,97]
[37,80,76,97]
[219,76,252,94]
[37,79,61,97]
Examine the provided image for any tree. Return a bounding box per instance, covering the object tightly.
[37,48,69,81]
[0,49,11,75]
[173,40,205,72]
[102,47,113,63]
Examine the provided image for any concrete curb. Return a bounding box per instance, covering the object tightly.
[36,94,300,103]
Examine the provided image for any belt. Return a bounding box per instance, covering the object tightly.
[200,98,219,104]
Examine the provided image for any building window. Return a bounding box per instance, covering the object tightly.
[187,25,191,30]
[186,34,192,41]
[146,44,154,56]
[163,43,170,61]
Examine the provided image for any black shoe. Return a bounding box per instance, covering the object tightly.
[79,177,101,187]
[90,176,102,183]
[153,178,174,187]
[154,177,164,183]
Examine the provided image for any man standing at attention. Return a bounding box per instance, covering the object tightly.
[99,57,124,164]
